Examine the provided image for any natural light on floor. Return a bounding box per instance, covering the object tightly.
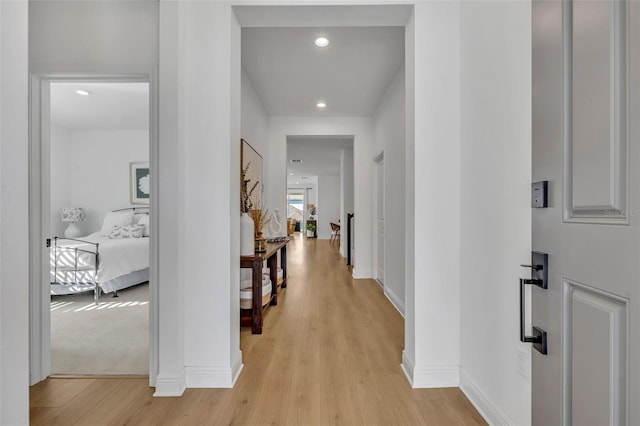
[50,299,149,313]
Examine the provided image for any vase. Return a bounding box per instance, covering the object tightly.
[64,222,82,238]
[240,212,255,256]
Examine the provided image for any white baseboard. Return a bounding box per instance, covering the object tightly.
[352,268,371,279]
[460,368,513,426]
[185,365,237,388]
[401,350,415,385]
[384,286,405,317]
[231,350,244,386]
[153,369,186,397]
[404,357,460,388]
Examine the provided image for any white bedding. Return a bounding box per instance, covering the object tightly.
[51,232,149,288]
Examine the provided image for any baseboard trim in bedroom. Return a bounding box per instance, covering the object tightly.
[153,370,186,397]
[185,365,237,388]
[460,368,513,426]
[49,374,149,379]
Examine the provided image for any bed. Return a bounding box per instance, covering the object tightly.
[50,208,150,304]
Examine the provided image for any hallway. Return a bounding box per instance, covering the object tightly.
[30,234,484,425]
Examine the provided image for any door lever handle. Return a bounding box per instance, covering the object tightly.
[519,251,549,355]
[520,278,544,287]
[520,251,548,289]
[520,264,542,271]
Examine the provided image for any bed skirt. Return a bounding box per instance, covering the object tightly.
[50,268,149,296]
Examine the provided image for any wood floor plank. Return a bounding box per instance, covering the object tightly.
[30,234,486,425]
[29,377,96,408]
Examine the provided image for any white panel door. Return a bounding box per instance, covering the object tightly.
[532,0,639,424]
[377,159,385,284]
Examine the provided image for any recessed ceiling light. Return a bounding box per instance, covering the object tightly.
[75,89,91,96]
[317,102,327,109]
[289,173,294,176]
[314,37,329,48]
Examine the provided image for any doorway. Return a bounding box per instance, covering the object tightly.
[375,152,385,285]
[287,190,306,233]
[29,76,158,383]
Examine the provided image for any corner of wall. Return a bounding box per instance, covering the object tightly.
[231,350,244,386]
[153,369,187,397]
[384,286,405,317]
[411,365,460,388]
[401,350,415,385]
[460,368,515,425]
[352,269,371,279]
[184,365,239,389]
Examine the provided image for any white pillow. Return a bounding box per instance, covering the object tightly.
[100,210,135,236]
[109,224,144,239]
[136,214,150,237]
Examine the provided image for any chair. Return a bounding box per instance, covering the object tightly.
[329,222,341,245]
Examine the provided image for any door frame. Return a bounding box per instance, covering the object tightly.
[373,149,385,286]
[29,73,159,385]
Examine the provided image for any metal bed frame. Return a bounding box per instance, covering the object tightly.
[51,236,101,304]
[50,207,149,304]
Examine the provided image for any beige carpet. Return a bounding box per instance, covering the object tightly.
[50,282,149,375]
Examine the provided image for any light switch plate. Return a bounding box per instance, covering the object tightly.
[531,181,548,208]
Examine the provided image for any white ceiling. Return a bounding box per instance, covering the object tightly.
[50,82,149,130]
[242,26,404,117]
[244,25,404,182]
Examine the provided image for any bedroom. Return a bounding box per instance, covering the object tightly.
[48,81,151,375]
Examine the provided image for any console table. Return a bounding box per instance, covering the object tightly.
[240,239,288,334]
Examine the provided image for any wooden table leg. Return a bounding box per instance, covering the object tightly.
[281,244,287,288]
[268,253,278,305]
[251,258,262,334]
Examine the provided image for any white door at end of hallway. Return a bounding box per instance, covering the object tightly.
[377,159,384,284]
[531,0,639,424]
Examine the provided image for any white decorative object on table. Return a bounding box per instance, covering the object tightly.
[266,208,284,238]
[61,207,86,238]
[240,212,255,256]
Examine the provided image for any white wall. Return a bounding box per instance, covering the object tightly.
[402,2,462,388]
[241,68,269,171]
[50,124,72,236]
[157,0,187,396]
[0,1,29,423]
[49,129,149,235]
[29,0,158,74]
[459,1,532,425]
[317,175,340,239]
[373,64,405,315]
[181,1,242,389]
[266,116,373,278]
[69,129,149,234]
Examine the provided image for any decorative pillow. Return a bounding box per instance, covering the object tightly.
[136,214,150,237]
[109,224,144,239]
[100,210,135,236]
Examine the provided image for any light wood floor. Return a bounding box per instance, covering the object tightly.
[30,234,486,425]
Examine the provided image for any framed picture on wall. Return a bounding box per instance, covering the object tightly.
[130,162,150,205]
[241,139,263,209]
